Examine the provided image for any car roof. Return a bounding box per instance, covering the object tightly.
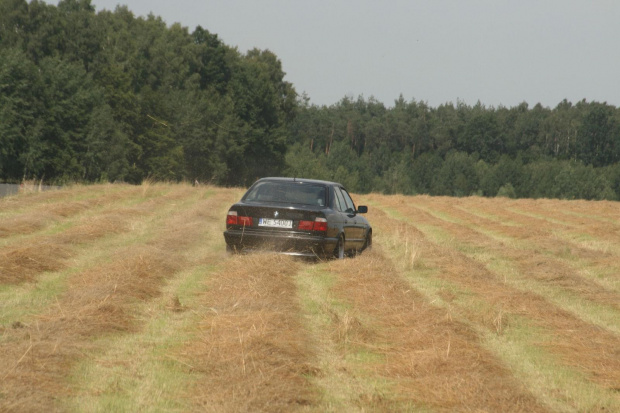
[256,177,343,187]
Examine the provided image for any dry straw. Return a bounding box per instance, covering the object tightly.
[183,254,318,411]
[373,193,620,389]
[326,248,546,411]
[0,185,210,410]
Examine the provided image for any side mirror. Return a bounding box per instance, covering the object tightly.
[357,205,368,214]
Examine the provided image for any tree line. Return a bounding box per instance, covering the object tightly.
[286,96,620,200]
[1,0,295,185]
[1,0,619,200]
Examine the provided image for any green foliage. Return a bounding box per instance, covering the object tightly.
[0,0,296,185]
[577,102,618,167]
[496,183,516,198]
[1,1,619,201]
[432,151,479,196]
[84,104,130,181]
[606,164,620,200]
[0,47,42,180]
[286,96,620,200]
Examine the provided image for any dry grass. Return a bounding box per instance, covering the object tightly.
[182,254,318,412]
[0,185,193,285]
[0,216,126,285]
[0,214,51,238]
[0,184,90,211]
[0,184,205,411]
[364,194,620,404]
[63,188,243,412]
[1,185,619,412]
[408,197,620,311]
[326,249,548,412]
[0,246,182,411]
[0,184,132,226]
[0,241,72,283]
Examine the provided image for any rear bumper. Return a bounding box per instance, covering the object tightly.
[223,229,338,258]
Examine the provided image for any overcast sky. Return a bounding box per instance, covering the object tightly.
[84,0,620,108]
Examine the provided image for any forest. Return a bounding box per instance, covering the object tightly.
[1,0,620,200]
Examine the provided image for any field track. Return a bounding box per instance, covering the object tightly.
[0,184,618,412]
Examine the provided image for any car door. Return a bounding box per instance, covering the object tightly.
[339,187,366,247]
[333,186,356,247]
[335,186,364,249]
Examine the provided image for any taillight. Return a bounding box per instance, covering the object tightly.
[313,217,328,232]
[226,211,252,227]
[298,220,314,231]
[298,217,327,232]
[226,210,238,225]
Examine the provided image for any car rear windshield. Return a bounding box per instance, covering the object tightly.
[243,181,327,207]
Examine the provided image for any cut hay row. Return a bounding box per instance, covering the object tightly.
[0,184,152,248]
[0,184,99,216]
[488,198,620,252]
[397,196,620,310]
[378,197,620,382]
[1,185,618,412]
[0,186,221,411]
[458,196,620,258]
[510,197,620,226]
[0,185,195,285]
[0,185,202,327]
[458,200,620,258]
[362,197,619,411]
[399,195,620,256]
[448,197,620,294]
[294,263,396,411]
[321,249,547,412]
[467,199,620,290]
[180,254,318,412]
[0,184,141,230]
[66,189,241,411]
[0,185,142,239]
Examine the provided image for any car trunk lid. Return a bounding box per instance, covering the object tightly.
[230,203,324,234]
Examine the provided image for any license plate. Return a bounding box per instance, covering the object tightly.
[258,218,293,228]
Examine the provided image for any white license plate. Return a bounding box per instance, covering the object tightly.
[258,218,293,228]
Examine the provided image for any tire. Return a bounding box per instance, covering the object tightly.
[362,230,372,251]
[334,235,345,259]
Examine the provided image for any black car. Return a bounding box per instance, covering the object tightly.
[223,177,372,258]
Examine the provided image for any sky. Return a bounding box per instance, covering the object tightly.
[83,0,620,109]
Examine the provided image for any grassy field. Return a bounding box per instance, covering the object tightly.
[0,183,618,412]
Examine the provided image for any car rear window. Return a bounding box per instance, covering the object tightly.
[243,182,327,206]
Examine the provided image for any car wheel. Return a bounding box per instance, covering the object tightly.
[335,235,345,259]
[363,230,372,251]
